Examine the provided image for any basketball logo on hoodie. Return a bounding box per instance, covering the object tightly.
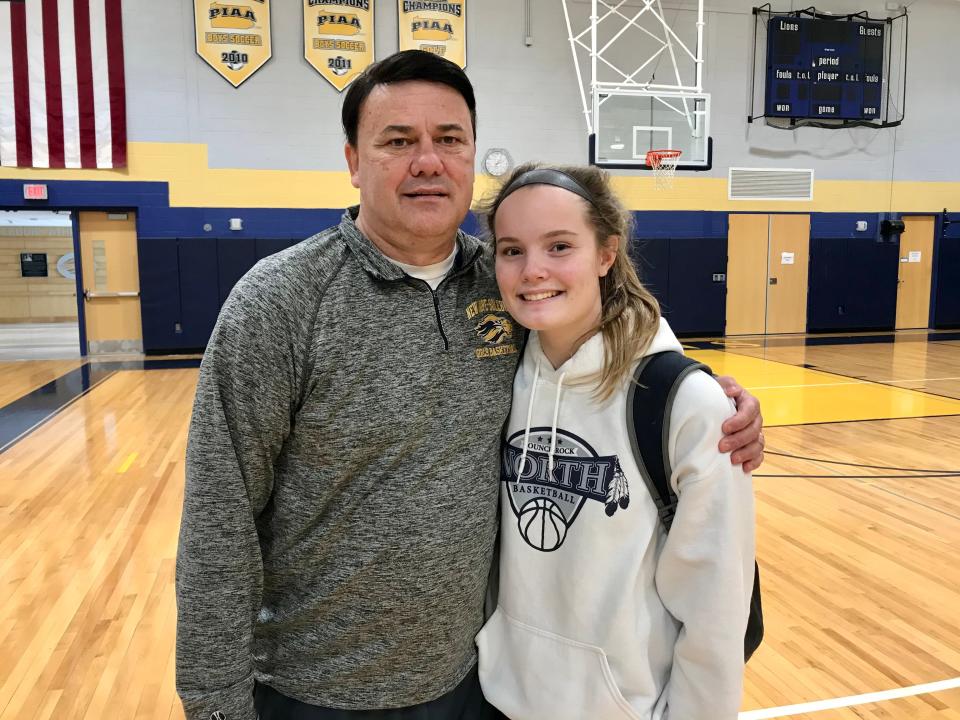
[502,428,630,552]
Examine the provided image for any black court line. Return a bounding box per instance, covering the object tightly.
[760,437,960,519]
[688,342,960,428]
[0,358,201,456]
[759,471,960,522]
[767,412,960,430]
[764,449,960,474]
[685,329,960,351]
[756,461,960,522]
[794,362,960,404]
[805,330,960,345]
[711,348,960,402]
[688,342,960,425]
[703,342,960,404]
[869,484,960,522]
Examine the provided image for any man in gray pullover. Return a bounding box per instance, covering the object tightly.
[175,50,765,720]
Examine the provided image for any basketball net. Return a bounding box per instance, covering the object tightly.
[646,149,682,190]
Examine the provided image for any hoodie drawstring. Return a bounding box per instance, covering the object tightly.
[548,372,566,479]
[518,365,566,482]
[518,363,541,479]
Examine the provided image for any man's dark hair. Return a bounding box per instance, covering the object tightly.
[341,50,477,146]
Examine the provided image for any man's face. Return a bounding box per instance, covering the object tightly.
[345,80,476,253]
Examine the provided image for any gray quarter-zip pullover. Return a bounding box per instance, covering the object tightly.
[176,208,521,720]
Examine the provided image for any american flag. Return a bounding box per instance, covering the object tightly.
[0,0,126,169]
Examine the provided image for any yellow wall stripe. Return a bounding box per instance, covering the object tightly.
[2,141,957,213]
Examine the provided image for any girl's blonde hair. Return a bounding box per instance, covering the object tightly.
[481,163,661,401]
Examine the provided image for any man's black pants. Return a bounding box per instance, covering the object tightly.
[254,665,507,720]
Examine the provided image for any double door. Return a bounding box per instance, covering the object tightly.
[726,214,810,335]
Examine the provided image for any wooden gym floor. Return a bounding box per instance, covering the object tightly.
[1,331,959,719]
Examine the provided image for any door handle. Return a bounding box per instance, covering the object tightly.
[769,277,778,285]
[84,290,140,299]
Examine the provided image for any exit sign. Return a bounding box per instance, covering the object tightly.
[23,184,48,200]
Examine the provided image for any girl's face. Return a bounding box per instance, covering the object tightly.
[494,184,616,359]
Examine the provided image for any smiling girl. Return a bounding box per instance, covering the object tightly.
[475,165,756,720]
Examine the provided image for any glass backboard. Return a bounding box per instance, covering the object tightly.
[592,90,712,170]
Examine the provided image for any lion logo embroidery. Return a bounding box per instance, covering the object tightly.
[475,313,513,345]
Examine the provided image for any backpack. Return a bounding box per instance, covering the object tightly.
[626,351,764,662]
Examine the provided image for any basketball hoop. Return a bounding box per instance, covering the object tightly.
[646,149,682,190]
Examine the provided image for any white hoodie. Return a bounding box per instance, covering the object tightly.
[477,319,755,720]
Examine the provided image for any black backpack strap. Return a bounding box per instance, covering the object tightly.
[745,564,764,661]
[626,351,712,532]
[627,350,765,662]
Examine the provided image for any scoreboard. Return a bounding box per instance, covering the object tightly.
[765,16,885,121]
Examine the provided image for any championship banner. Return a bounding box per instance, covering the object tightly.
[397,0,466,68]
[303,0,375,91]
[195,1,272,88]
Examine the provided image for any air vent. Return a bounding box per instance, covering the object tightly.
[728,167,814,201]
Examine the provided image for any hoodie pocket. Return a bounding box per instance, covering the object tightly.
[477,608,641,720]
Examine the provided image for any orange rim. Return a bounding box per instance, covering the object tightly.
[645,149,682,168]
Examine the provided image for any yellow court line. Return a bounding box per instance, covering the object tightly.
[117,452,138,474]
[688,349,960,427]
